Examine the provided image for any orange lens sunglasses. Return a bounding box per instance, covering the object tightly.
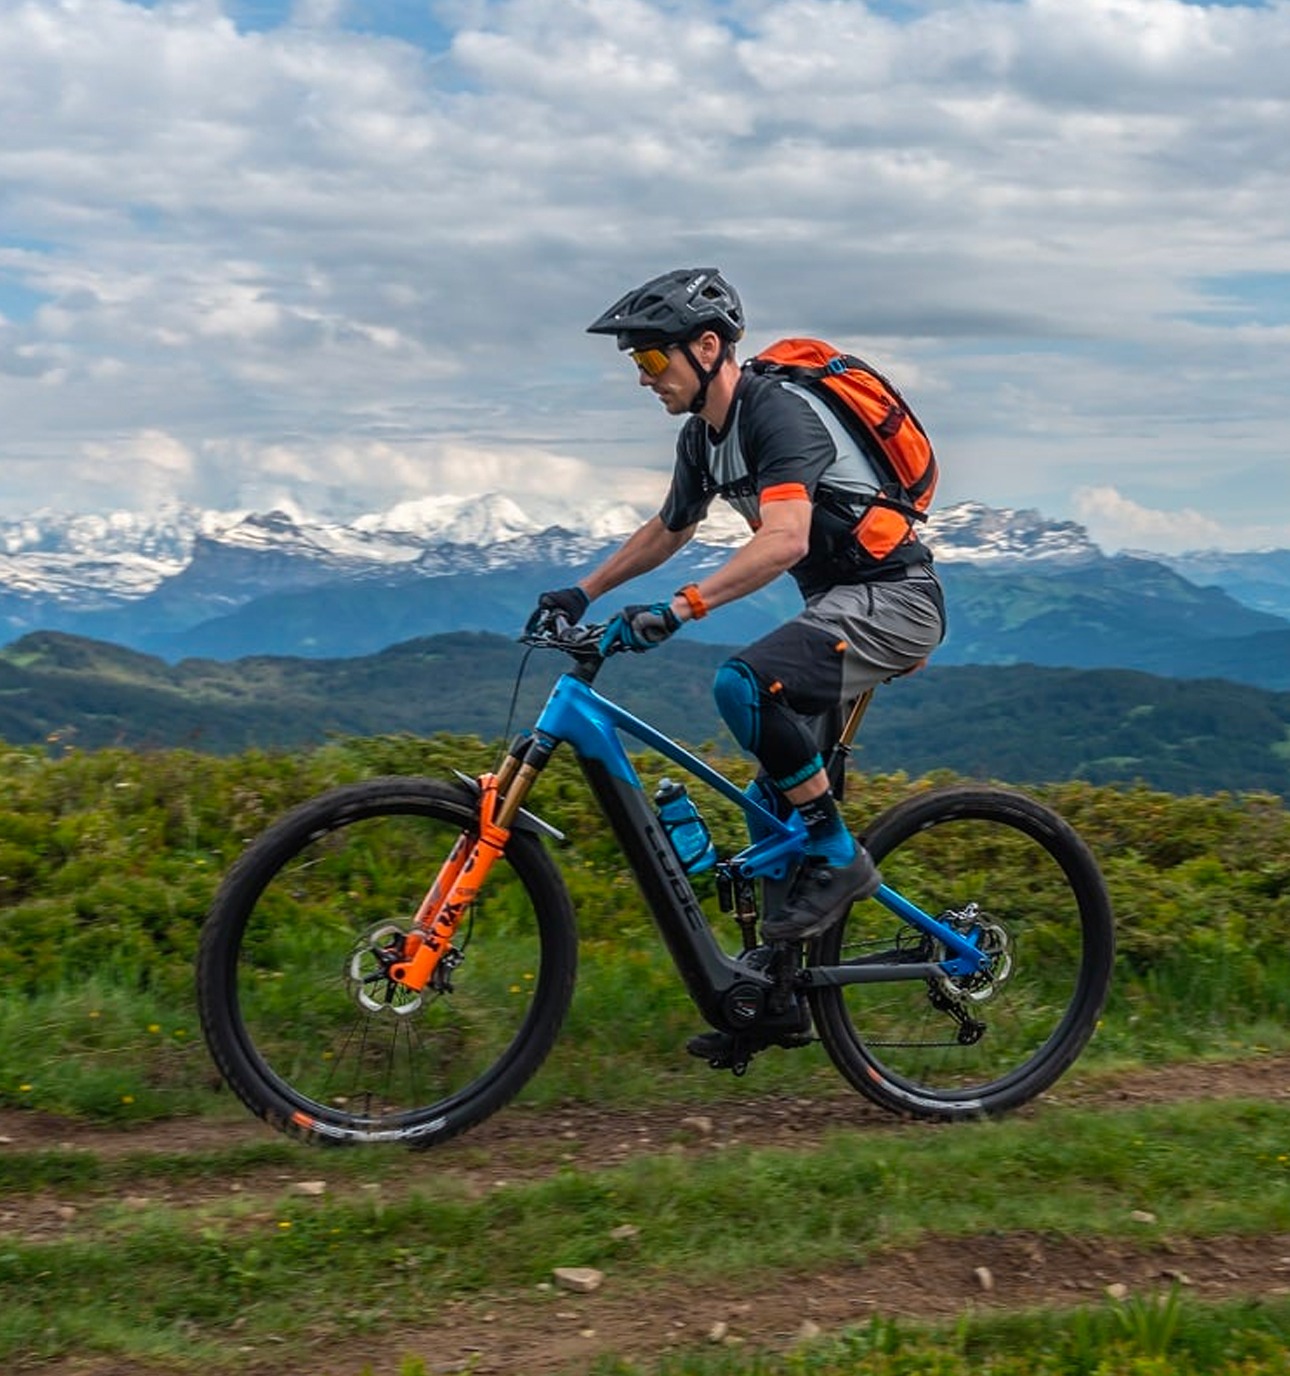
[629,346,673,378]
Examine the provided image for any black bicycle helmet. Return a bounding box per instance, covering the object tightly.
[586,268,745,350]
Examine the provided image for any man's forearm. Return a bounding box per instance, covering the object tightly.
[579,516,695,603]
[681,524,801,610]
[666,501,810,622]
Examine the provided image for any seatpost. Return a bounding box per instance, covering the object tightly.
[826,688,874,799]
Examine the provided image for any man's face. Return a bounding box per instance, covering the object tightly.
[633,343,698,415]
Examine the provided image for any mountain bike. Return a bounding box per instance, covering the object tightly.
[196,622,1115,1148]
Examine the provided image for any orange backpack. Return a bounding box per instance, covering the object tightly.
[748,338,938,563]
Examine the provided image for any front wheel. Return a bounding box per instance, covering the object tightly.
[809,785,1114,1120]
[197,777,577,1148]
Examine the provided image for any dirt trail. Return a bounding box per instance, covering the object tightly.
[5,1055,1290,1375]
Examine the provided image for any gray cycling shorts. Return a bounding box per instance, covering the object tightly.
[736,569,946,718]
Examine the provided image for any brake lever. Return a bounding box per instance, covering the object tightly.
[519,621,608,657]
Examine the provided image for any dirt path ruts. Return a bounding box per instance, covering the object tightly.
[4,1055,1290,1375]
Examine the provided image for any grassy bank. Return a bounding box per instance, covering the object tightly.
[4,1096,1290,1371]
[1,734,1289,1118]
[3,733,1290,1371]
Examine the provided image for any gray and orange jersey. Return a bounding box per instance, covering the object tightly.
[659,370,930,596]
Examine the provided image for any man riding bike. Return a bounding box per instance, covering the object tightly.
[527,268,945,1050]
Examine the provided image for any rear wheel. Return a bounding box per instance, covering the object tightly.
[810,785,1113,1119]
[197,777,577,1147]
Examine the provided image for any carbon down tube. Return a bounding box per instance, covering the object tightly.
[534,674,771,1025]
[575,756,755,1027]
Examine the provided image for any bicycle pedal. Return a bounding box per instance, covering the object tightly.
[715,1031,813,1075]
[688,1026,813,1074]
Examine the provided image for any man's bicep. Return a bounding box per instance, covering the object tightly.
[755,492,813,540]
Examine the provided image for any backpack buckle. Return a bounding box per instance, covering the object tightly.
[825,355,848,375]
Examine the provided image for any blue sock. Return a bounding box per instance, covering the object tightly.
[795,794,857,867]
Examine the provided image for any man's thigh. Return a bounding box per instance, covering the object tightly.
[737,576,944,715]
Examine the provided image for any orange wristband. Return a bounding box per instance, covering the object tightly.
[676,583,709,621]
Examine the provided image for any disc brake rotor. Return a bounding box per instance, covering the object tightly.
[932,904,1014,1004]
[346,923,425,1017]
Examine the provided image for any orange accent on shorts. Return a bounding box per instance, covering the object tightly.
[835,640,847,653]
[759,482,810,505]
[768,680,784,695]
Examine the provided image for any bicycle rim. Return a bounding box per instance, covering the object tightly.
[197,777,577,1147]
[810,785,1113,1120]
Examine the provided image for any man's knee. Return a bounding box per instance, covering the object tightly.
[713,657,764,752]
[714,656,820,790]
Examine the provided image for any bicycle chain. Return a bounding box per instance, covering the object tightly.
[838,935,987,1049]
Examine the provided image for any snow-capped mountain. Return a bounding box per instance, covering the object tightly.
[0,505,224,610]
[926,503,1102,566]
[352,492,541,545]
[0,494,653,612]
[0,504,219,561]
[0,493,1103,613]
[1140,546,1290,622]
[2,494,1288,690]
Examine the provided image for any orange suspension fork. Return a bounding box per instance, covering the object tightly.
[389,751,539,992]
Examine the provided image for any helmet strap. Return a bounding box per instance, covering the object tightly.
[679,340,722,415]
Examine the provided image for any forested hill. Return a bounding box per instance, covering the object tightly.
[3,630,1288,796]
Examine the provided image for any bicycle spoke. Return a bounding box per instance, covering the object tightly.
[199,779,576,1146]
[811,786,1113,1118]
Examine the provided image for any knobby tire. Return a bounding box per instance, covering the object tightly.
[809,785,1114,1119]
[196,777,577,1148]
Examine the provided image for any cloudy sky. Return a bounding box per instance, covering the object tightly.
[1,0,1287,552]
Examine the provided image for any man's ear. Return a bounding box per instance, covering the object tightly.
[696,329,726,366]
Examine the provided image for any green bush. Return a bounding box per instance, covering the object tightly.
[2,735,1289,1117]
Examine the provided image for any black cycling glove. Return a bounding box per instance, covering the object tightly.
[525,585,590,635]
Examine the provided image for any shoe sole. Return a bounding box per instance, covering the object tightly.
[686,1031,814,1062]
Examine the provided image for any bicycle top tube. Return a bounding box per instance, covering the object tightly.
[521,624,796,842]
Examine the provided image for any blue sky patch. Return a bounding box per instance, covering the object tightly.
[1194,272,1290,327]
[0,278,49,324]
[199,1,454,49]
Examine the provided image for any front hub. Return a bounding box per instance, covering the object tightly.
[346,924,425,1016]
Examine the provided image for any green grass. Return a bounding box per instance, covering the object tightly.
[5,1097,1290,1370]
[574,1297,1290,1375]
[2,738,1289,1120]
[9,942,1290,1122]
[4,742,1290,1371]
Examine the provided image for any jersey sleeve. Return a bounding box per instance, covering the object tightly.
[739,378,836,505]
[658,419,713,531]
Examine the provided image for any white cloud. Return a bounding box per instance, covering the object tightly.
[71,428,197,509]
[1072,483,1288,554]
[0,0,1286,548]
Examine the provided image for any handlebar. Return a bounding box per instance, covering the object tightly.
[519,620,611,666]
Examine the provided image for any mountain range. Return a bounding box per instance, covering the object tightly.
[2,495,1289,691]
[4,629,1287,797]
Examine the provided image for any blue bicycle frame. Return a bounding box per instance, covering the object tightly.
[523,666,989,1034]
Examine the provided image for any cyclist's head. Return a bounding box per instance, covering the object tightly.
[587,269,745,414]
[586,268,745,354]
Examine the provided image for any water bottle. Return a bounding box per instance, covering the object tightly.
[654,778,717,874]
